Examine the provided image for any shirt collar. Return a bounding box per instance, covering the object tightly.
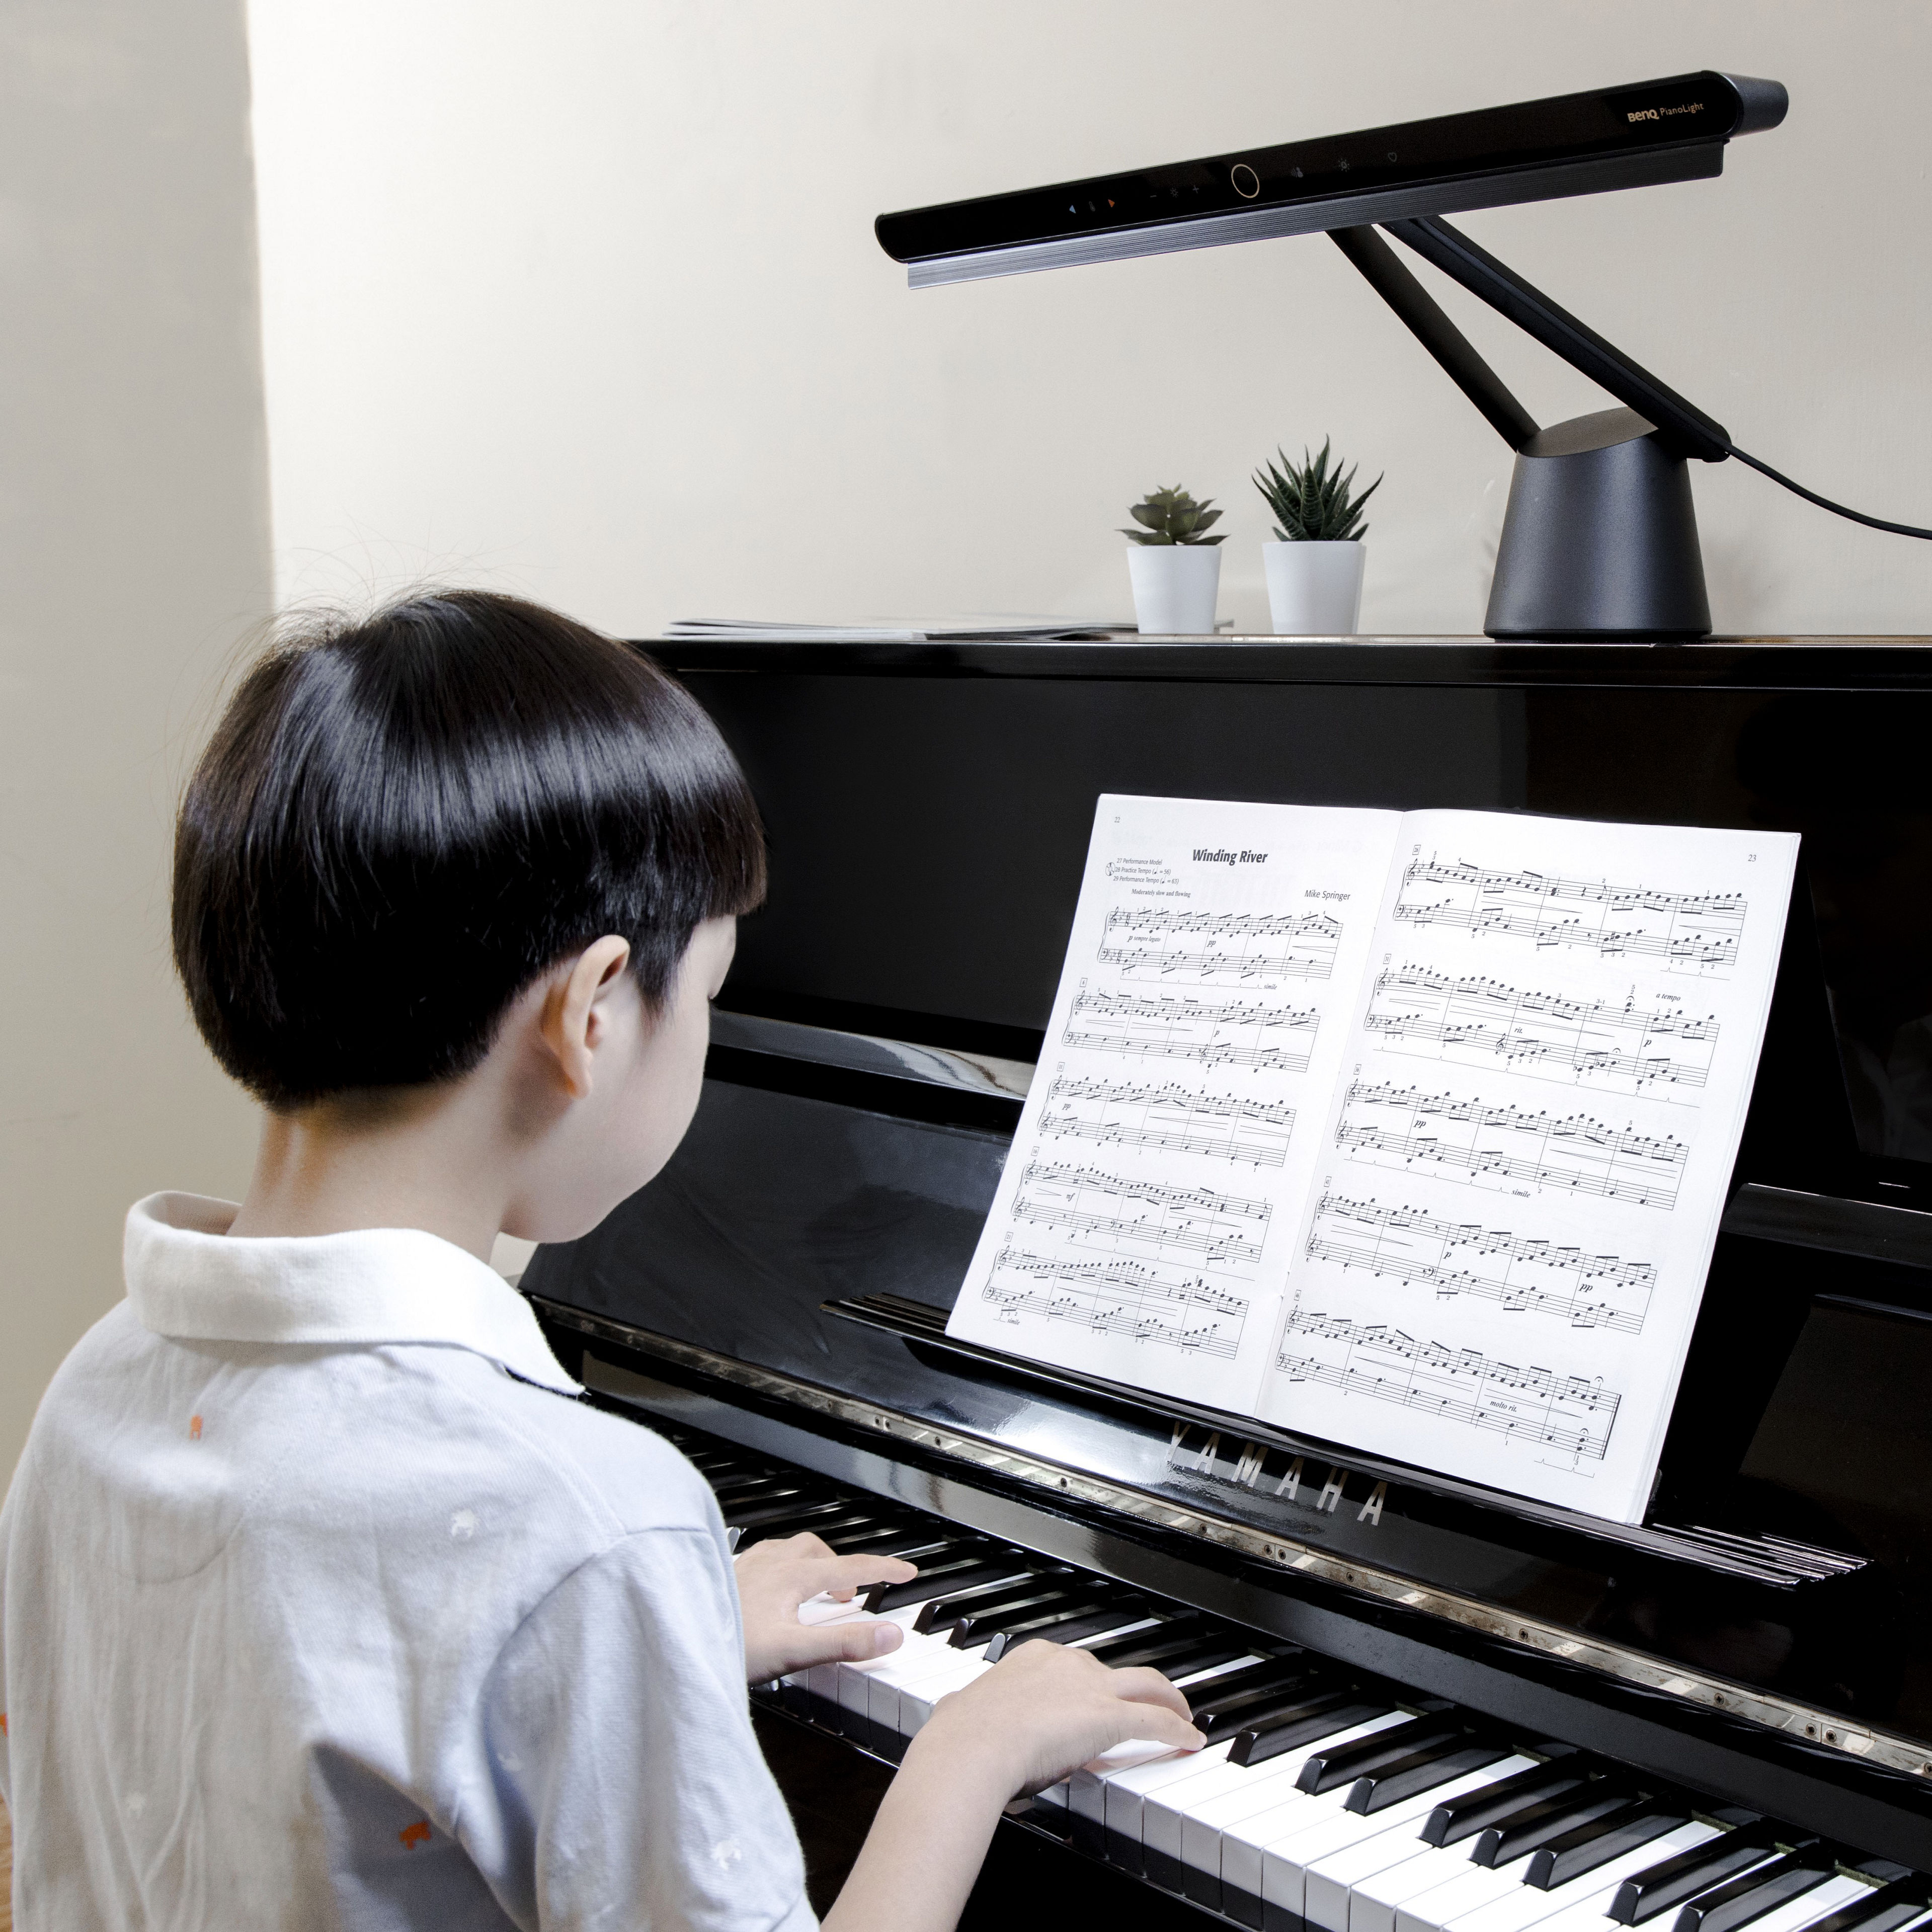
[124,1192,581,1396]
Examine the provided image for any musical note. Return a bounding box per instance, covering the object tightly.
[1334,1079,1688,1209]
[1276,1308,1620,1461]
[1304,1191,1656,1334]
[1039,1075,1295,1169]
[1098,906,1342,983]
[982,1248,1246,1359]
[1064,987,1320,1076]
[1395,855,1743,973]
[1363,964,1720,1095]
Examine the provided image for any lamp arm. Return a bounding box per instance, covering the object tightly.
[1327,227,1540,452]
[1382,215,1730,460]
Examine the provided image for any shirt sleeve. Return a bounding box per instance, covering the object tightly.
[467,1528,817,1932]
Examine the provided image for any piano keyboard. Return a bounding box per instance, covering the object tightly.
[661,1417,1932,1932]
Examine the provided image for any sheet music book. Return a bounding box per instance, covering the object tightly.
[947,795,1800,1525]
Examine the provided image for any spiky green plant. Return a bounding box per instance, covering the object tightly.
[1120,485,1227,546]
[1253,440,1382,541]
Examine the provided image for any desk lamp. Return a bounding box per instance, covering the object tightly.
[876,73,1929,640]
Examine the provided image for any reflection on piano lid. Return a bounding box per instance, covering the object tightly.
[524,637,1932,1887]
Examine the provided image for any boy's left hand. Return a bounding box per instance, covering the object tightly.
[734,1532,919,1683]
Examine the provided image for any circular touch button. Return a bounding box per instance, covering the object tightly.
[1230,163,1260,199]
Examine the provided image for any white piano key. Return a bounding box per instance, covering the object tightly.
[1100,1742,1235,1843]
[1067,1738,1191,1829]
[897,1655,996,1734]
[1354,1823,1528,1932]
[862,1627,981,1734]
[1302,1759,1540,1932]
[1267,1764,1528,1925]
[1443,1821,1717,1932]
[1716,1877,1871,1932]
[1172,1712,1416,1880]
[1389,1839,1541,1932]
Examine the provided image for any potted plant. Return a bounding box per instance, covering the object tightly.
[1254,441,1381,634]
[1121,485,1227,634]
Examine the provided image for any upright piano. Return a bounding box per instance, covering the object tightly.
[524,635,1932,1926]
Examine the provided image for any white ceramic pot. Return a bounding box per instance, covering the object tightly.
[1127,544,1222,634]
[1263,539,1366,635]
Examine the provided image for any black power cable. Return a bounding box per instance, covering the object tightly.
[1725,443,1932,541]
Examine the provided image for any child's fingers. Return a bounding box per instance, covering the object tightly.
[1104,1664,1196,1724]
[816,1552,918,1602]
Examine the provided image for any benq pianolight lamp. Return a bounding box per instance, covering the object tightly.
[876,72,1932,640]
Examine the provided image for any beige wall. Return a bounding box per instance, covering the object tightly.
[7,3,1932,1471]
[0,1,272,1479]
[247,1,1932,636]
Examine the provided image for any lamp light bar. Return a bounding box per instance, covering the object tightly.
[875,71,1786,288]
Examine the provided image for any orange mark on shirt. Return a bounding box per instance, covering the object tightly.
[189,1415,202,1441]
[399,1820,431,1849]
[1,1711,8,1734]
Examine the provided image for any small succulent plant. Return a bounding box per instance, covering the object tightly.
[1253,440,1382,542]
[1120,485,1227,546]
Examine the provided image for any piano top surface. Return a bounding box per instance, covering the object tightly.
[645,635,1932,690]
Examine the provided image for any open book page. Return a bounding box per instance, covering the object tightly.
[946,794,1402,1410]
[1256,809,1800,1524]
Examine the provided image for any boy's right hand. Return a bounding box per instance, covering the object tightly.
[914,1639,1205,1801]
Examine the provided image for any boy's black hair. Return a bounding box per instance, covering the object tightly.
[173,589,766,1110]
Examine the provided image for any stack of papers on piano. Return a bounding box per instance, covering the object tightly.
[948,794,1799,1526]
[664,614,1125,642]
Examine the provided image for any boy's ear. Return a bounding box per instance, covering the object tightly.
[539,936,632,1099]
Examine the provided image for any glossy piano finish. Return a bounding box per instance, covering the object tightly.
[525,635,1932,1866]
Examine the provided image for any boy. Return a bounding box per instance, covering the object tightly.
[0,591,1199,1930]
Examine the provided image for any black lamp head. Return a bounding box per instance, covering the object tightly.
[876,72,1786,289]
[874,71,1789,641]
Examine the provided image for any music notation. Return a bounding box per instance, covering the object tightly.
[1363,964,1720,1096]
[1064,987,1319,1075]
[983,1247,1246,1359]
[1305,1191,1656,1334]
[1335,1079,1688,1209]
[1395,855,1744,973]
[1013,1161,1270,1267]
[1099,906,1341,983]
[1276,1308,1620,1461]
[1040,1076,1296,1170]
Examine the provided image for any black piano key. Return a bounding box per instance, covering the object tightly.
[1344,1735,1511,1814]
[1297,1712,1462,1793]
[1182,1657,1313,1718]
[1796,1877,1932,1932]
[733,1507,883,1551]
[1609,1819,1788,1923]
[947,1585,1110,1648]
[862,1553,1029,1614]
[1196,1673,1336,1742]
[982,1595,1159,1661]
[720,1495,850,1532]
[836,1525,979,1561]
[1227,1691,1397,1768]
[1088,1626,1254,1681]
[1082,1611,1206,1660]
[1525,1795,1694,1890]
[1421,1751,1590,1847]
[1471,1778,1637,1865]
[703,1468,788,1493]
[914,1570,1077,1635]
[1672,1848,1840,1932]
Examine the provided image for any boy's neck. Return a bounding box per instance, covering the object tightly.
[227,1085,510,1261]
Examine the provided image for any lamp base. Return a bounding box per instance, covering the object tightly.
[1483,407,1712,640]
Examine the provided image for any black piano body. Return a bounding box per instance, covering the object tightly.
[524,636,1932,1908]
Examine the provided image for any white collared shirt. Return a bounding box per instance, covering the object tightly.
[0,1194,814,1931]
